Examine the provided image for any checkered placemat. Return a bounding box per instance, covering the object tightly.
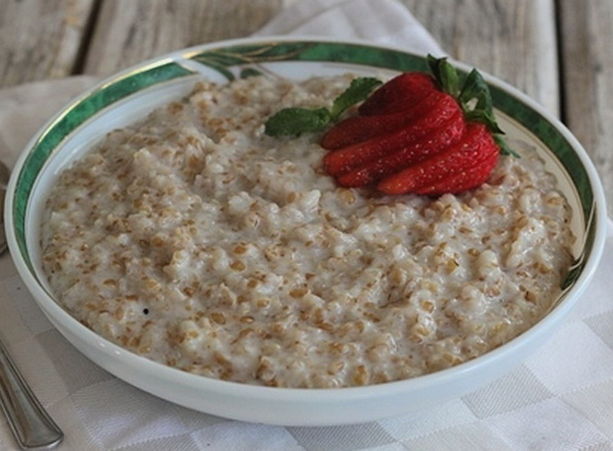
[1,1,612,449]
[1,227,612,450]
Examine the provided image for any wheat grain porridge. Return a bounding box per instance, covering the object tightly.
[41,74,574,388]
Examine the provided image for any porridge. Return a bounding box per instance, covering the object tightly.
[41,74,574,388]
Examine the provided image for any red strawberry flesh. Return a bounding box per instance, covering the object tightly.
[377,123,497,195]
[324,94,462,176]
[358,72,436,116]
[336,111,465,187]
[321,90,446,150]
[415,151,499,195]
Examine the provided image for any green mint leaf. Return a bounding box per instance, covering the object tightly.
[427,54,517,158]
[440,61,460,97]
[464,110,504,134]
[264,107,331,137]
[459,70,494,121]
[458,69,491,110]
[494,135,520,158]
[427,54,442,81]
[427,55,460,97]
[330,77,382,119]
[264,77,381,137]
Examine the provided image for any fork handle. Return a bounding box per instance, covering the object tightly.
[0,340,63,449]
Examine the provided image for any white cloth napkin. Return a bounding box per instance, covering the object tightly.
[1,0,612,449]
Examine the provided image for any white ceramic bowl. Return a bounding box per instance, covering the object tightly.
[4,37,608,426]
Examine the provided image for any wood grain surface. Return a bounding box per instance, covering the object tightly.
[84,0,283,76]
[0,0,94,88]
[404,0,559,117]
[559,0,613,214]
[0,0,610,212]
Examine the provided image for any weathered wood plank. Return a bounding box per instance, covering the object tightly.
[84,0,283,76]
[559,0,613,215]
[402,0,559,117]
[0,0,95,89]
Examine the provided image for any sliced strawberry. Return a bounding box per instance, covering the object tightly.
[321,90,446,150]
[377,123,498,195]
[358,72,436,116]
[324,94,461,176]
[336,112,465,187]
[415,151,499,195]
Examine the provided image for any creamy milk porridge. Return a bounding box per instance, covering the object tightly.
[41,75,574,388]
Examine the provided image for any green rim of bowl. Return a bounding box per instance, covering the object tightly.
[12,40,596,293]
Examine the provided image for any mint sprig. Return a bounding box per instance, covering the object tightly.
[427,56,460,98]
[264,77,382,137]
[494,135,520,158]
[263,107,331,136]
[329,77,382,119]
[427,55,518,157]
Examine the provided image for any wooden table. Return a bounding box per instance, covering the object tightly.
[1,0,611,214]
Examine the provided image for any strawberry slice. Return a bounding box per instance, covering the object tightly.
[337,112,465,187]
[377,123,498,195]
[415,151,499,195]
[324,94,461,176]
[358,72,436,116]
[321,90,446,150]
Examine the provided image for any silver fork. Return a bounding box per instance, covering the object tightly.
[0,160,64,449]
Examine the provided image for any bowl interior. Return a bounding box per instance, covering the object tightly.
[12,39,599,307]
